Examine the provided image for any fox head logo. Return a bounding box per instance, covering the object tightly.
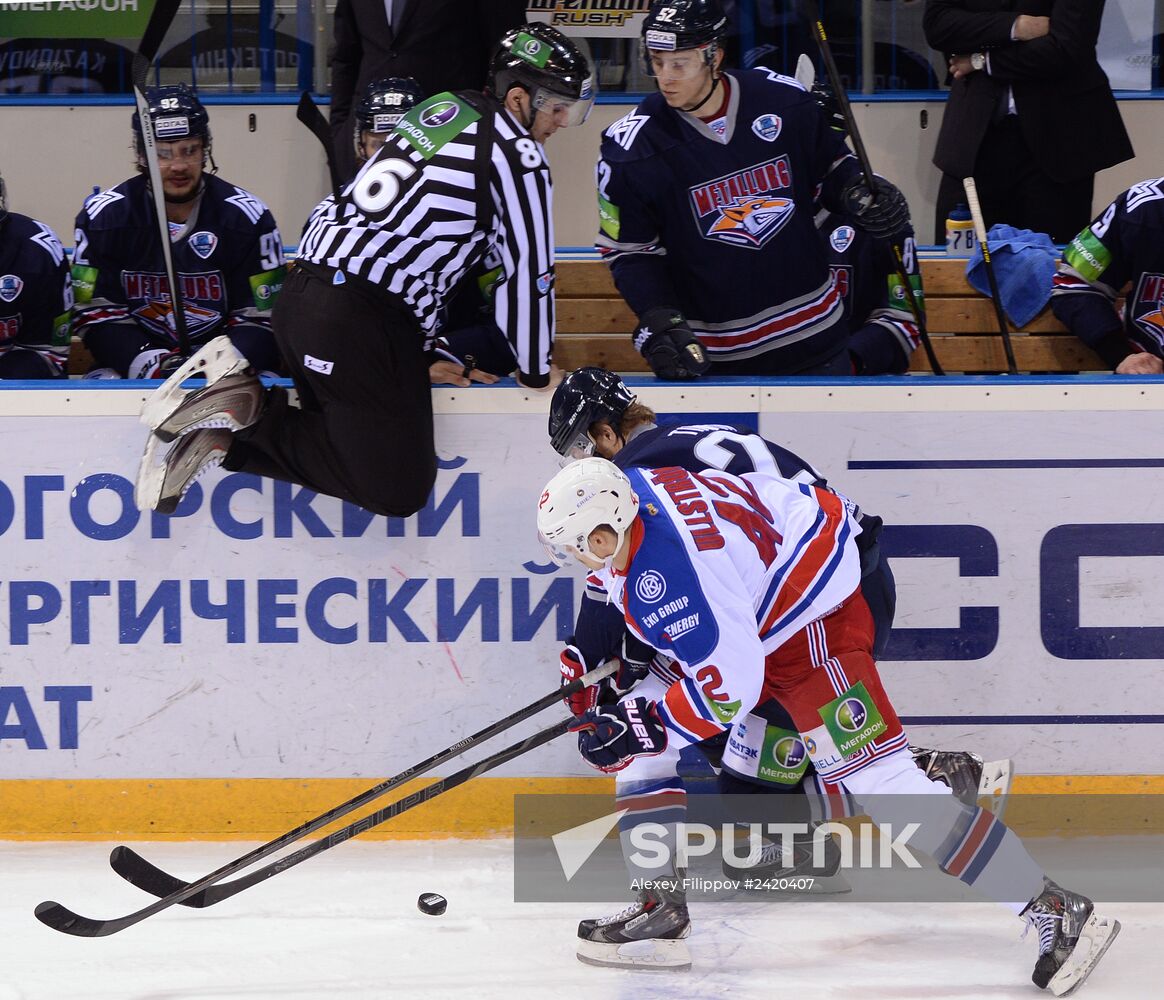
[707,196,794,248]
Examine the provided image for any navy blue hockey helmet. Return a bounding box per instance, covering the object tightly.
[132,84,212,164]
[354,76,425,157]
[488,23,596,128]
[640,0,728,76]
[549,367,637,459]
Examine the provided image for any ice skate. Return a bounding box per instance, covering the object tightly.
[576,878,691,970]
[911,745,1013,815]
[722,821,851,894]
[1022,878,1120,996]
[140,335,262,442]
[136,427,233,514]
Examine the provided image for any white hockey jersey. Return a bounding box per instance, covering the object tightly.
[601,465,863,746]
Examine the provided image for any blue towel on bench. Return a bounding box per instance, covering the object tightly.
[965,224,1060,328]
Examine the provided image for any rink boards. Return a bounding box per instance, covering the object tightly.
[2,377,1164,838]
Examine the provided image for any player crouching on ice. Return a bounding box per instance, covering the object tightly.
[536,458,1119,993]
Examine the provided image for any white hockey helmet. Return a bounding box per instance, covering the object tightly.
[537,458,639,563]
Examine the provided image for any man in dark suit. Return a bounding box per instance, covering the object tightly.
[329,0,527,179]
[924,0,1133,244]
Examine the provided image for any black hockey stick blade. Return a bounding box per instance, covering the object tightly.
[87,661,615,916]
[810,14,945,376]
[122,717,573,908]
[36,718,571,934]
[296,90,343,200]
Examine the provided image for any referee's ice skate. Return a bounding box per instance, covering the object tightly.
[136,427,233,514]
[140,335,263,442]
[576,878,692,970]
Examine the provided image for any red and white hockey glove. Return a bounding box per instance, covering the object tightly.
[568,697,668,773]
[560,645,598,717]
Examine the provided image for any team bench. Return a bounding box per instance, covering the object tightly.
[64,256,1108,377]
[551,256,1109,375]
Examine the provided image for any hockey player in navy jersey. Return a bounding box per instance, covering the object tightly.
[71,85,284,380]
[537,458,1120,992]
[1052,178,1164,374]
[596,0,911,379]
[0,170,72,378]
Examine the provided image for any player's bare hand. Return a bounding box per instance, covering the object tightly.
[949,55,976,79]
[1115,352,1164,375]
[429,361,500,387]
[1013,15,1050,41]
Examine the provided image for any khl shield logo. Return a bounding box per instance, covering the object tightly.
[751,113,782,142]
[0,274,24,303]
[829,225,856,253]
[188,231,219,260]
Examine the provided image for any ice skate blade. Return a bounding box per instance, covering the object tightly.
[979,757,1013,820]
[134,432,165,512]
[1049,914,1121,997]
[576,936,691,971]
[140,335,248,438]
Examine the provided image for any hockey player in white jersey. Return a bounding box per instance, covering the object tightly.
[537,458,1119,994]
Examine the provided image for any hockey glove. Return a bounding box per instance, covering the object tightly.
[634,308,710,381]
[560,645,599,717]
[569,697,668,773]
[842,175,911,240]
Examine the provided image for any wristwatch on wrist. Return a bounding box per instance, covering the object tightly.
[970,52,987,72]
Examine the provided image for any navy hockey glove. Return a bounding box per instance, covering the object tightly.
[842,175,911,240]
[634,308,710,381]
[569,697,668,773]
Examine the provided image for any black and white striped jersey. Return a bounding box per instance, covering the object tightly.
[298,90,556,381]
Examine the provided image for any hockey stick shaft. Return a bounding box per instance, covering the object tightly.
[36,719,571,936]
[962,176,1019,375]
[811,17,945,377]
[296,91,343,200]
[34,663,613,936]
[131,0,192,357]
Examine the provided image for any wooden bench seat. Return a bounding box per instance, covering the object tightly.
[64,257,1109,377]
[551,257,1109,375]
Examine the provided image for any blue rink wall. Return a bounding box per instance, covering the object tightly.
[2,377,1163,838]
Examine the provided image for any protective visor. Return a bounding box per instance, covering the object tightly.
[530,78,596,128]
[552,426,597,466]
[642,42,717,79]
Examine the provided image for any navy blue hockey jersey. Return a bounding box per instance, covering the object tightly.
[1051,178,1164,368]
[817,209,922,375]
[72,173,285,375]
[0,212,72,378]
[596,68,860,373]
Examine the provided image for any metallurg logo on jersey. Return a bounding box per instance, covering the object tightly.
[1132,272,1164,346]
[124,271,225,337]
[689,155,795,249]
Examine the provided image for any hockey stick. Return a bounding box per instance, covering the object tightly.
[810,19,945,376]
[107,658,614,904]
[36,717,572,937]
[131,0,192,358]
[296,90,343,200]
[962,177,1019,375]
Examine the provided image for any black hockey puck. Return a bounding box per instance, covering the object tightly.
[417,892,447,916]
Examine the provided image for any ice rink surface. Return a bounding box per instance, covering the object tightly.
[2,839,1154,1000]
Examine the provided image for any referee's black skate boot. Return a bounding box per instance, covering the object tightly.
[576,878,691,970]
[141,335,263,442]
[1021,878,1120,996]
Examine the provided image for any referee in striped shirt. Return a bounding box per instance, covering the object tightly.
[138,24,596,519]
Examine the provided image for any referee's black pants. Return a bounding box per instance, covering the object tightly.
[224,262,437,518]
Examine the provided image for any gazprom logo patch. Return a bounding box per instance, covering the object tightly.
[419,101,459,128]
[835,698,867,733]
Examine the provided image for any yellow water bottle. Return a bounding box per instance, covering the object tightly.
[945,203,977,257]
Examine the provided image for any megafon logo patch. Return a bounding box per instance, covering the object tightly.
[419,101,459,128]
[690,155,795,249]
